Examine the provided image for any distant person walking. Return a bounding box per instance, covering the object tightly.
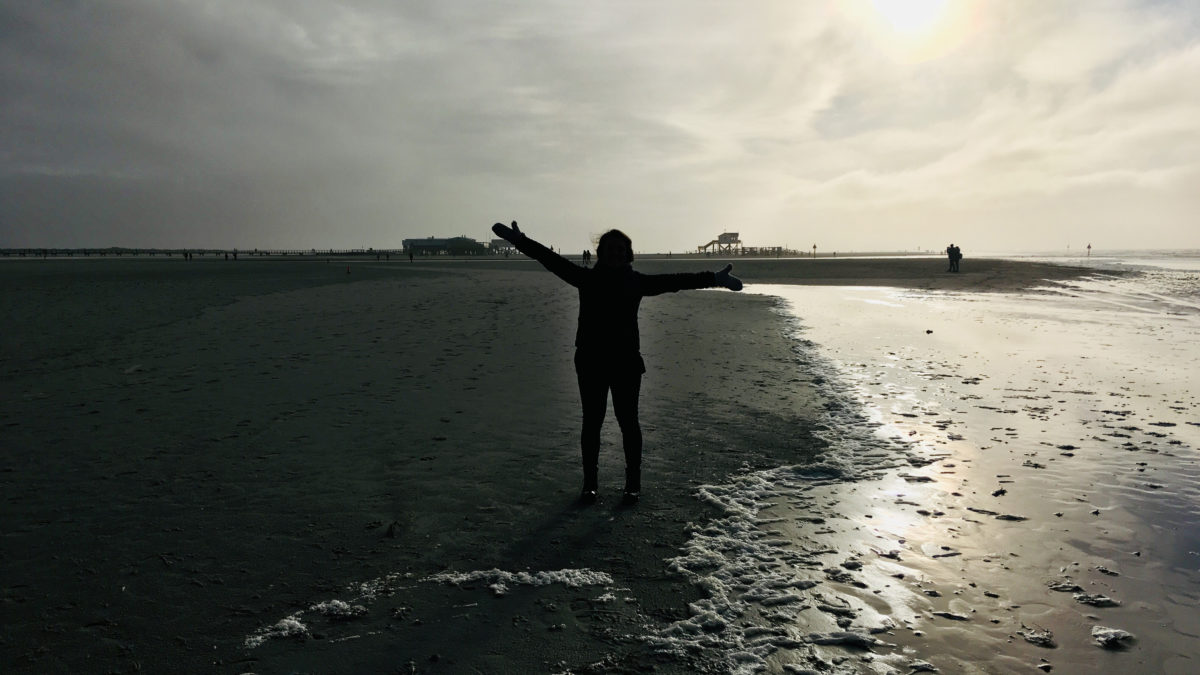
[491,221,743,505]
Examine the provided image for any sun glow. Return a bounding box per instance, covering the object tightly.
[846,0,977,64]
[871,0,950,36]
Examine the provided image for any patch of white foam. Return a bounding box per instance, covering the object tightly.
[311,599,366,618]
[649,463,911,673]
[424,567,614,589]
[244,613,308,649]
[244,567,614,649]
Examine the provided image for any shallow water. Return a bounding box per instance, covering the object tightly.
[670,263,1200,672]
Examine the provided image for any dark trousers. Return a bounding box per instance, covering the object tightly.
[574,350,644,490]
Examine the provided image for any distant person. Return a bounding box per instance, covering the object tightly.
[946,243,961,272]
[491,221,743,505]
[408,249,414,263]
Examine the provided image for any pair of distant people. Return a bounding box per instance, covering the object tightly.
[946,244,963,272]
[492,221,742,505]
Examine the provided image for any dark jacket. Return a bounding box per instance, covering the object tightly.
[510,234,718,356]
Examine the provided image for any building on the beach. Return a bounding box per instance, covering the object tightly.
[402,236,488,256]
[693,233,789,256]
[698,232,743,255]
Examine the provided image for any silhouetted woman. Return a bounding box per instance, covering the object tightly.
[492,221,743,505]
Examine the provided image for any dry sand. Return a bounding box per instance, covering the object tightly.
[4,255,1170,674]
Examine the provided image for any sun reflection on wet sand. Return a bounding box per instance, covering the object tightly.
[732,274,1200,672]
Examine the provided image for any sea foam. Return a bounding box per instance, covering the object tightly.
[244,566,615,649]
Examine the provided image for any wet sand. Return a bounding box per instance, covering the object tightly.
[5,255,1181,673]
[696,281,1200,673]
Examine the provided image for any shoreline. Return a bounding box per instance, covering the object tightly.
[3,256,1172,673]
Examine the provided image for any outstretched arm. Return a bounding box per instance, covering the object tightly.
[493,221,586,287]
[640,263,743,296]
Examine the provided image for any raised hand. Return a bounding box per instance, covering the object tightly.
[492,220,524,242]
[715,263,743,291]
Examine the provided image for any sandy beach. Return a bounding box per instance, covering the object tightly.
[2,255,1196,673]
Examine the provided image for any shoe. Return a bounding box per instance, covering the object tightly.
[581,464,599,505]
[622,467,641,506]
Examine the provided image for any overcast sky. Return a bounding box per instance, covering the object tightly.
[2,0,1198,253]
